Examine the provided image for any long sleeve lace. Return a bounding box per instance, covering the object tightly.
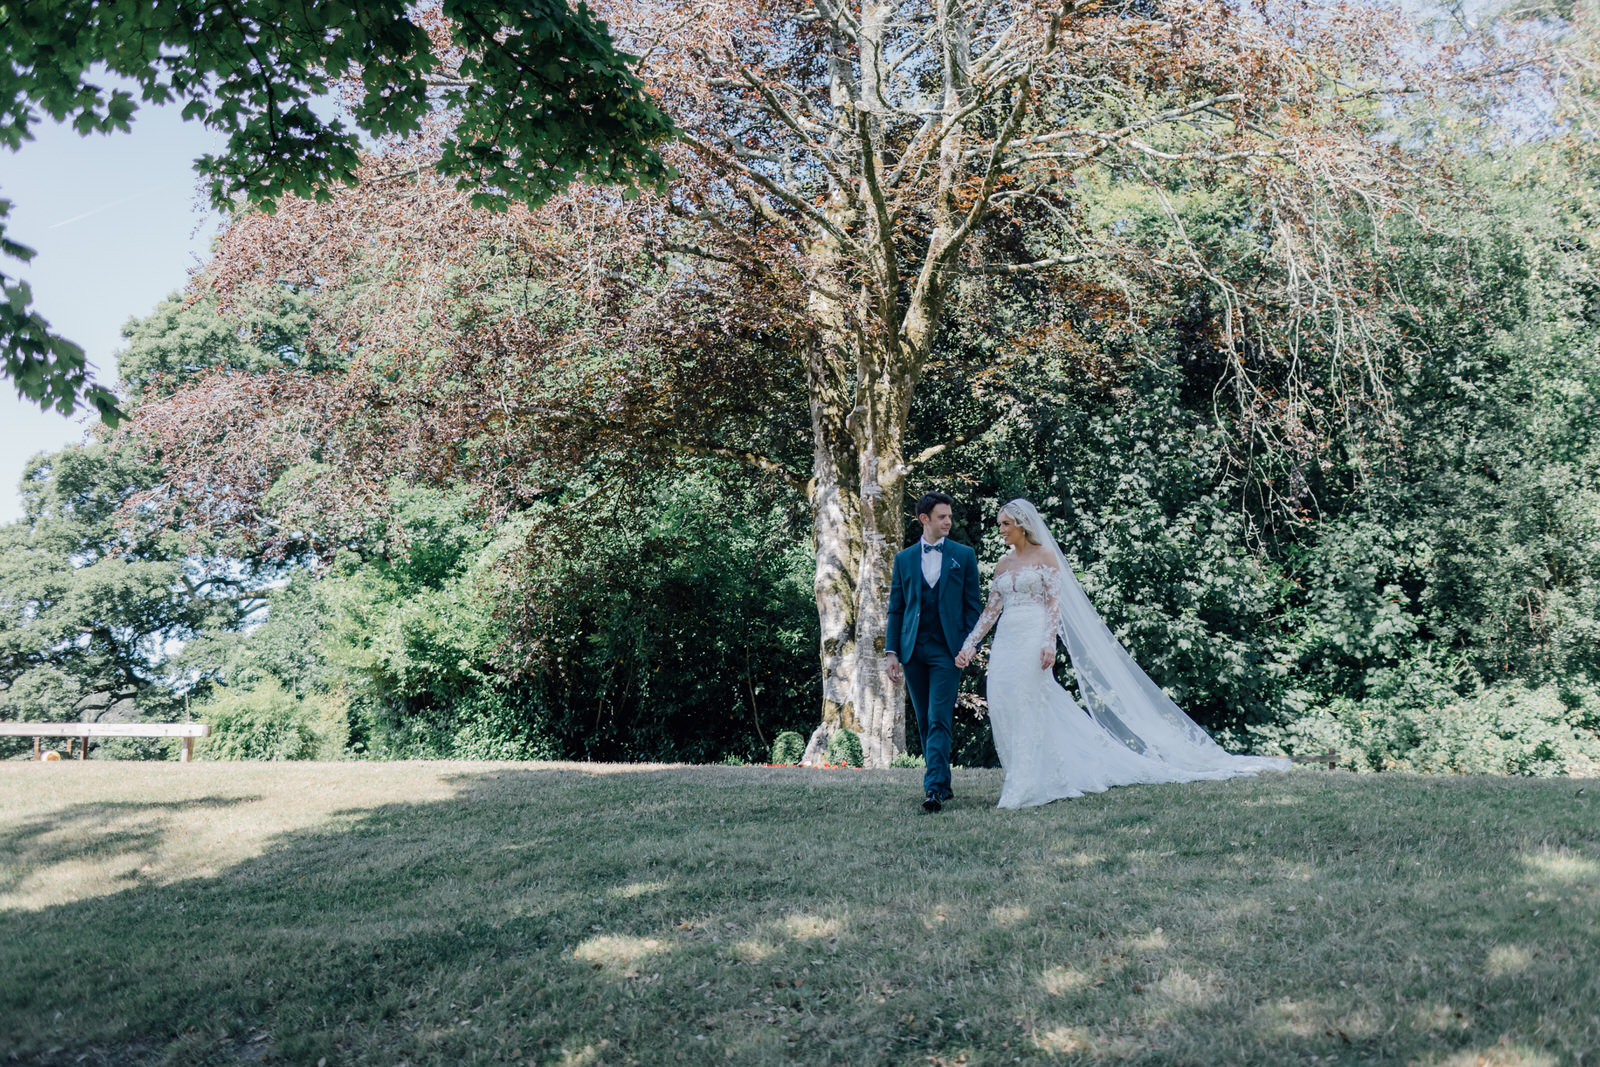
[960,588,998,655]
[1040,567,1064,655]
[961,589,1003,656]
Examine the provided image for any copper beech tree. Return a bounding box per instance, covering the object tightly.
[130,0,1522,763]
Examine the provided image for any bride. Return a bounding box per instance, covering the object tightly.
[954,498,1288,809]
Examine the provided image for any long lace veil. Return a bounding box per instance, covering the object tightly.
[1003,498,1289,775]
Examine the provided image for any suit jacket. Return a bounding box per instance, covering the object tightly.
[885,538,984,661]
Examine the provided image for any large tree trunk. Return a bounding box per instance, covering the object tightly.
[847,363,911,768]
[801,332,866,765]
[802,323,914,768]
[801,421,909,768]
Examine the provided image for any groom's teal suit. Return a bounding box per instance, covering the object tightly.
[886,537,983,800]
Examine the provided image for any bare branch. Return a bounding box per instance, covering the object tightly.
[679,133,866,256]
[854,109,901,300]
[907,425,984,466]
[959,254,1087,275]
[934,76,1033,268]
[810,0,861,41]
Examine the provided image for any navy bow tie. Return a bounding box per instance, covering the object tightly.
[923,542,944,554]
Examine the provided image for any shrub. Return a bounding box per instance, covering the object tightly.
[826,728,864,768]
[307,688,351,760]
[770,731,806,765]
[197,679,331,761]
[496,473,822,763]
[1254,682,1600,777]
[889,753,925,769]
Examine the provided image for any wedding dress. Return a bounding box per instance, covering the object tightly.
[961,500,1289,809]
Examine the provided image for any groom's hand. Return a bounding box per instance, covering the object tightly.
[885,653,903,684]
[955,649,972,669]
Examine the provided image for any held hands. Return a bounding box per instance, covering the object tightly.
[951,646,1050,669]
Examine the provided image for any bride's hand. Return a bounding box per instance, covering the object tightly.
[1039,647,1054,670]
[955,649,972,668]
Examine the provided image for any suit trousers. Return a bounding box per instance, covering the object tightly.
[904,637,958,799]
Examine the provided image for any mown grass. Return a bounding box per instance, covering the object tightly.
[1,762,1596,1066]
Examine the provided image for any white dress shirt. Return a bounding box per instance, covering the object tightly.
[920,536,946,587]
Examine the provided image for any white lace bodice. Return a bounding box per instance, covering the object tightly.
[961,564,1063,657]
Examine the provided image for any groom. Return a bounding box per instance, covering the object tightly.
[885,492,983,812]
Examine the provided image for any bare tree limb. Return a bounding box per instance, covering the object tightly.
[959,254,1087,275]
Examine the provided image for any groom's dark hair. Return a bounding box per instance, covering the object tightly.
[914,491,955,520]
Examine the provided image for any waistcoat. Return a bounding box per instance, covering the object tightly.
[916,569,947,647]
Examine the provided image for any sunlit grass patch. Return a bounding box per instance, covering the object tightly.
[1414,1002,1476,1034]
[572,934,671,978]
[1033,1024,1090,1053]
[1519,846,1600,882]
[1419,1040,1562,1067]
[727,938,778,962]
[1038,964,1095,995]
[779,913,842,940]
[1484,944,1536,977]
[1150,965,1212,1007]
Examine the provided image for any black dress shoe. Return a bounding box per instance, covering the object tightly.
[923,791,943,813]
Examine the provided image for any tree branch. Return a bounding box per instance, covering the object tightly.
[810,0,861,42]
[907,425,984,466]
[958,254,1086,275]
[854,108,901,305]
[664,441,808,488]
[679,133,865,256]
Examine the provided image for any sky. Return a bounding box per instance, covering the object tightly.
[0,100,224,525]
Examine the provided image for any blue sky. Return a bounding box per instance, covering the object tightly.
[1,100,223,524]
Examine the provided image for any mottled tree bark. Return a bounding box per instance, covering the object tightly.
[802,322,867,762]
[802,329,915,768]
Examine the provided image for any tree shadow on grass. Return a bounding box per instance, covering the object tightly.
[0,797,261,896]
[0,766,1596,1066]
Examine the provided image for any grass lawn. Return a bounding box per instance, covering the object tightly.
[1,762,1596,1066]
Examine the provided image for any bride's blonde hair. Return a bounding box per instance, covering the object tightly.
[999,500,1043,545]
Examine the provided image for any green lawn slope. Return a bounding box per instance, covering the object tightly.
[1,763,1595,1065]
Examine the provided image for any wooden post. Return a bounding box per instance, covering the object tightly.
[182,737,193,763]
[79,736,88,760]
[33,736,39,761]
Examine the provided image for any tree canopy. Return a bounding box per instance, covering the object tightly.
[0,0,675,422]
